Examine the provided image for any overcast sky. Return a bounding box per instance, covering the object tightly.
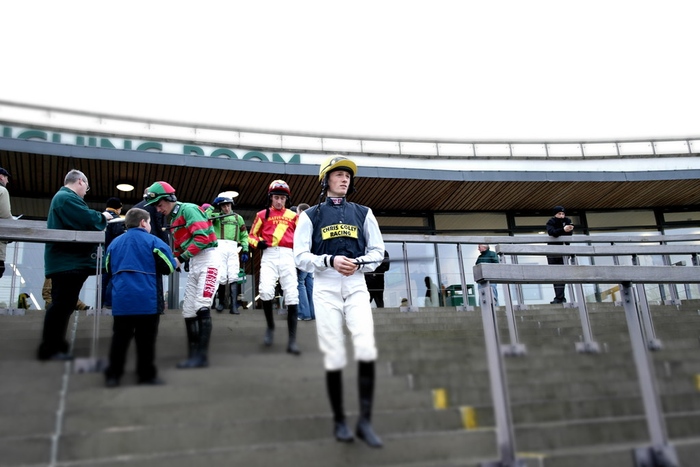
[2,1,698,141]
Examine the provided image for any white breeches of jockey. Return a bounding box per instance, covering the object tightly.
[314,268,377,371]
[258,246,299,305]
[182,247,220,318]
[217,239,240,285]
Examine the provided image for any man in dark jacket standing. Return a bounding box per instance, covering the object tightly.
[545,205,574,304]
[365,250,389,308]
[102,197,126,308]
[134,189,170,244]
[37,169,110,361]
[134,188,171,313]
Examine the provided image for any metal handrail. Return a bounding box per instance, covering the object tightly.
[474,248,694,467]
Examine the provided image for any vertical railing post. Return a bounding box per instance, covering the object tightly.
[456,243,473,311]
[8,243,21,314]
[508,255,527,311]
[631,255,662,350]
[570,255,599,353]
[478,279,525,467]
[661,254,681,305]
[73,241,107,373]
[620,282,679,466]
[400,242,417,312]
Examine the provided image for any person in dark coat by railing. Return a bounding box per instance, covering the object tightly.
[365,250,390,308]
[101,197,126,308]
[134,188,171,313]
[545,205,574,304]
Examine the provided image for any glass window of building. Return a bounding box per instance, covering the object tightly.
[434,213,508,232]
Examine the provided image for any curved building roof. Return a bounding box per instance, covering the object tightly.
[1,100,699,219]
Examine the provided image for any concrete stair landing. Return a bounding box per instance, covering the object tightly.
[1,301,700,466]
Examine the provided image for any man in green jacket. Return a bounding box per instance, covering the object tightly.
[37,169,110,361]
[475,243,499,306]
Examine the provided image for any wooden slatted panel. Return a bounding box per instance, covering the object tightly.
[2,149,700,220]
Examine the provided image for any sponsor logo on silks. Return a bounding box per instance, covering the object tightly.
[321,224,359,240]
[203,267,219,298]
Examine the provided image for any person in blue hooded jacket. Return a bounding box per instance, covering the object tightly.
[103,207,177,387]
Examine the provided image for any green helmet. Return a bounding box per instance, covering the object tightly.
[144,181,177,205]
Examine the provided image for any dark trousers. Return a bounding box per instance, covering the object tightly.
[37,271,90,359]
[368,289,385,308]
[155,273,165,313]
[106,314,160,381]
[547,255,566,300]
[101,272,113,307]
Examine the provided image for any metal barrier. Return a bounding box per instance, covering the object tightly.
[495,243,700,354]
[472,243,700,467]
[383,233,700,311]
[0,218,105,370]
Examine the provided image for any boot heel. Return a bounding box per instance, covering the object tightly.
[263,328,274,346]
[334,421,354,442]
[356,418,383,448]
[287,341,300,355]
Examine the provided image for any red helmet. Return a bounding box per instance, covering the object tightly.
[268,180,291,197]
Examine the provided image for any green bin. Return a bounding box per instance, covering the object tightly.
[445,285,462,306]
[445,284,476,307]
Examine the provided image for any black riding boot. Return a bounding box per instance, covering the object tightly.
[262,300,275,346]
[176,317,199,368]
[177,308,211,369]
[215,284,226,312]
[196,307,212,367]
[554,283,566,303]
[356,361,383,447]
[326,370,353,442]
[286,304,300,355]
[229,283,240,314]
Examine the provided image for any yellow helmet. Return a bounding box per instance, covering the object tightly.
[319,156,358,183]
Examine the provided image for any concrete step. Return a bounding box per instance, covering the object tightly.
[2,429,499,467]
[415,435,700,467]
[52,408,466,462]
[470,393,700,426]
[523,435,700,467]
[513,412,700,453]
[412,377,697,407]
[387,352,700,380]
[2,302,699,467]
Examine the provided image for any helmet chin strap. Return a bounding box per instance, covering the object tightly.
[317,178,329,204]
